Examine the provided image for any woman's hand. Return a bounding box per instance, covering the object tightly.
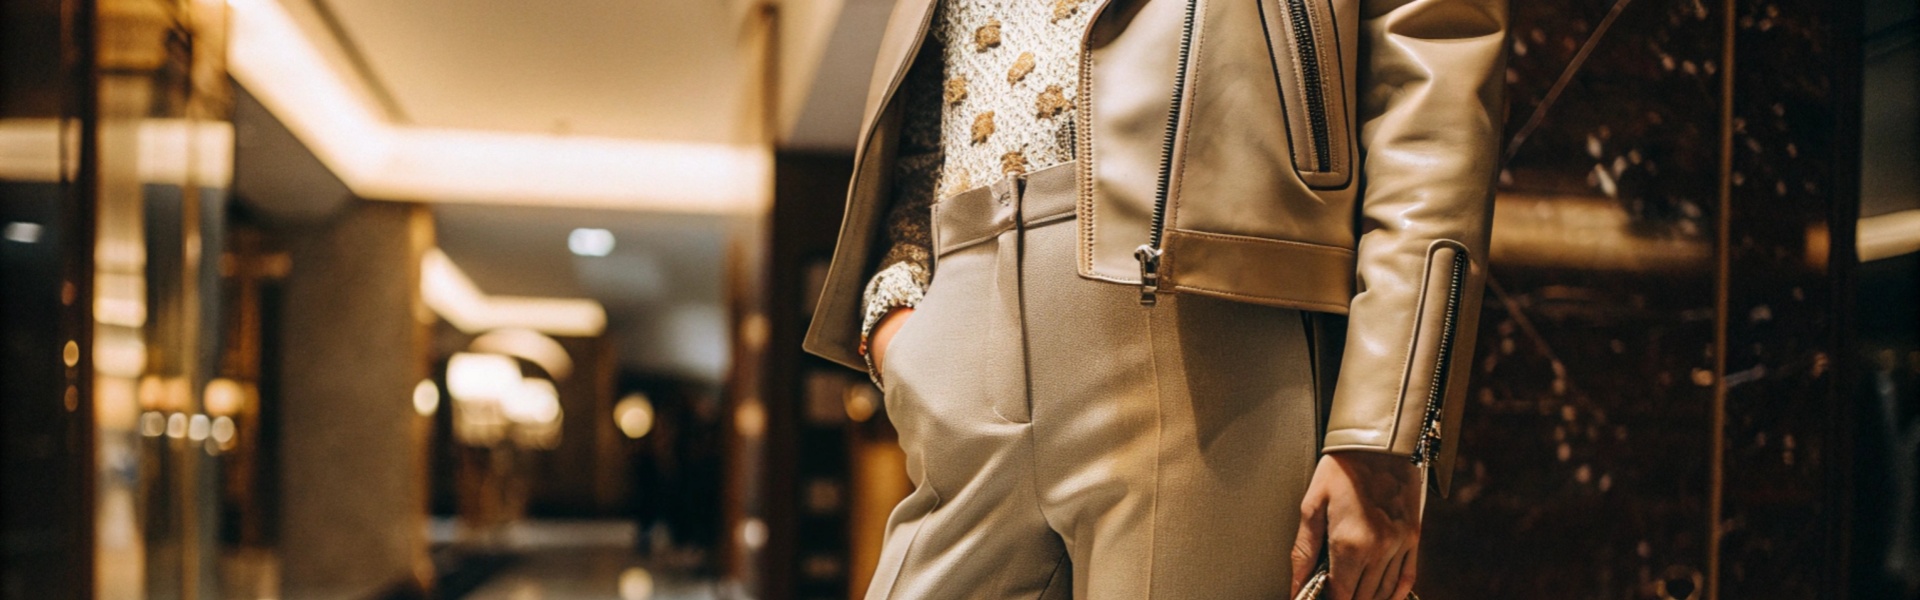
[1290,451,1424,600]
[868,307,916,377]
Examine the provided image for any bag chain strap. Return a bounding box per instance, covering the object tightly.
[1293,567,1421,600]
[1294,463,1430,600]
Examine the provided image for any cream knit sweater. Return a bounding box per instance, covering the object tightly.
[859,0,1095,356]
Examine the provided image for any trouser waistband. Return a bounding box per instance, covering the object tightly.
[931,162,1076,259]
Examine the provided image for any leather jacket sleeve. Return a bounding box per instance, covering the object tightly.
[1321,0,1506,489]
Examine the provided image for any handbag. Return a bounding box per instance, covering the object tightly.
[1293,469,1429,600]
[1292,565,1421,600]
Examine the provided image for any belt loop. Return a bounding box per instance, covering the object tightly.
[992,175,1017,207]
[991,174,1021,232]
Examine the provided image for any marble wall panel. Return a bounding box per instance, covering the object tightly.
[1422,0,1859,596]
[1421,0,1729,598]
[1719,0,1851,596]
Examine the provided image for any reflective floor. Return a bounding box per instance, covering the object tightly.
[444,520,726,600]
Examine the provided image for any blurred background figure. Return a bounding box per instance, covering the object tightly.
[0,0,1913,599]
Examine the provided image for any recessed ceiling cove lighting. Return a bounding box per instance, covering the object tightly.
[569,228,615,257]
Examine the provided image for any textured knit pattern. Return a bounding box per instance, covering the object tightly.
[859,0,1094,360]
[933,0,1088,187]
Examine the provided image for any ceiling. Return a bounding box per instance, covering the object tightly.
[778,0,895,151]
[241,0,895,382]
[287,0,892,150]
[432,204,741,381]
[316,0,762,143]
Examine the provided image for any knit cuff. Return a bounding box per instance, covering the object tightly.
[858,261,931,385]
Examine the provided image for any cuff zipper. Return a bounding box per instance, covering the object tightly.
[1412,251,1468,466]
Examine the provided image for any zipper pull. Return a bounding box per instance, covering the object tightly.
[1134,244,1162,306]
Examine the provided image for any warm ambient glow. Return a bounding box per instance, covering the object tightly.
[469,328,575,381]
[211,416,237,447]
[502,378,562,426]
[204,378,246,417]
[413,379,441,417]
[504,378,564,449]
[0,118,233,184]
[734,399,767,439]
[445,352,522,404]
[618,566,655,600]
[225,0,770,214]
[187,415,211,442]
[614,394,655,439]
[422,248,606,337]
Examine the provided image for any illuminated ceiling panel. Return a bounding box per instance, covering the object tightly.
[227,0,770,214]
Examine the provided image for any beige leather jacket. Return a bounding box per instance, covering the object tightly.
[804,0,1506,494]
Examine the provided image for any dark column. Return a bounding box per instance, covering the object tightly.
[0,0,97,598]
[1717,0,1862,596]
[275,201,434,599]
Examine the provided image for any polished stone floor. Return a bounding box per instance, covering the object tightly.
[445,520,728,600]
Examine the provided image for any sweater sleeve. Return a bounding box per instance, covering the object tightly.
[858,45,946,363]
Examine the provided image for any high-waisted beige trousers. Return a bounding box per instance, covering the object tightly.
[869,163,1321,599]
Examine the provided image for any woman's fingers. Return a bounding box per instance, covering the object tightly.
[1393,546,1419,600]
[1371,548,1407,600]
[1291,496,1326,598]
[1350,543,1389,600]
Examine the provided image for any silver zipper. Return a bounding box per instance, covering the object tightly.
[1135,0,1202,306]
[1133,245,1161,305]
[1412,251,1469,465]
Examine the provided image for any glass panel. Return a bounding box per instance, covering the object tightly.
[94,0,234,597]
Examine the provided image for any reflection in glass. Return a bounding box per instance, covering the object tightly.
[92,0,239,597]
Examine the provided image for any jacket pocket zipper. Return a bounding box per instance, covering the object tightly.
[1283,0,1334,173]
[1412,251,1469,465]
[1134,0,1201,306]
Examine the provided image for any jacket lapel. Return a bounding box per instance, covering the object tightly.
[857,0,939,147]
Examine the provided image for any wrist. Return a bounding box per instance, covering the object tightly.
[862,306,915,387]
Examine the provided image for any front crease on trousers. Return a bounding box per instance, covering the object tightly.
[868,162,1320,600]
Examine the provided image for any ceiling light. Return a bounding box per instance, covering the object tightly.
[167,413,188,439]
[614,393,654,439]
[211,416,237,448]
[446,352,521,403]
[226,0,770,213]
[501,378,561,425]
[4,222,42,243]
[469,328,575,380]
[413,379,441,417]
[421,248,607,336]
[188,414,211,442]
[204,378,246,417]
[569,228,616,257]
[619,566,655,600]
